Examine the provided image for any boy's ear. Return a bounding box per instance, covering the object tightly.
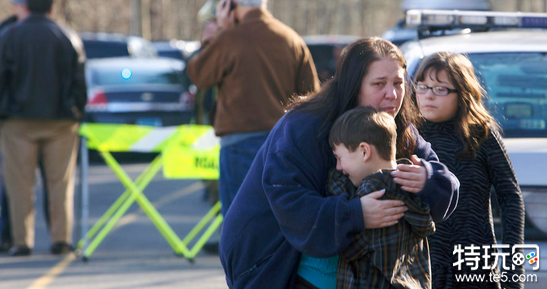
[359,142,372,162]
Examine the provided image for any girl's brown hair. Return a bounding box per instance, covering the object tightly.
[414,52,498,157]
[287,37,418,159]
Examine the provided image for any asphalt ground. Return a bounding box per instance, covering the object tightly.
[0,162,228,289]
[0,161,546,288]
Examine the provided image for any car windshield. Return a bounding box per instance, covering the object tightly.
[92,67,183,86]
[468,52,547,138]
[308,45,344,81]
[83,41,130,59]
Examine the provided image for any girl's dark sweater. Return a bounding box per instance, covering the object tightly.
[422,120,524,289]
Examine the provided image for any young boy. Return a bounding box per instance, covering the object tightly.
[296,106,435,289]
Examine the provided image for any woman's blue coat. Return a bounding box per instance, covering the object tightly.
[219,111,459,288]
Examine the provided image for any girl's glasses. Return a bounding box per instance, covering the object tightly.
[416,83,458,96]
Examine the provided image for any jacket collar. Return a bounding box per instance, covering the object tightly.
[24,13,49,23]
[424,118,457,134]
[240,8,272,24]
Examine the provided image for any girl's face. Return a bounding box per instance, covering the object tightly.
[416,68,459,123]
[358,59,405,118]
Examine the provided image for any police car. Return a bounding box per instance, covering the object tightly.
[382,0,491,46]
[399,10,547,237]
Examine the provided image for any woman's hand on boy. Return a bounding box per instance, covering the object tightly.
[360,189,407,228]
[391,155,426,193]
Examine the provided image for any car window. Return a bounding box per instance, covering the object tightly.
[468,52,547,138]
[307,45,344,81]
[92,68,183,86]
[83,41,130,59]
[157,50,184,61]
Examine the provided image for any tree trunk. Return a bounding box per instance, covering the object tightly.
[131,0,142,36]
[141,0,152,40]
[162,0,172,40]
[58,0,71,25]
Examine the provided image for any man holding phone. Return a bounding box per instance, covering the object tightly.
[187,0,320,217]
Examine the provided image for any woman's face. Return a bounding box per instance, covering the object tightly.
[416,68,459,122]
[358,59,405,118]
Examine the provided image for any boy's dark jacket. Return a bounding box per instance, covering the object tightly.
[219,111,459,288]
[330,166,434,289]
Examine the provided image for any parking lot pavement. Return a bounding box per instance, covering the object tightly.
[0,162,228,289]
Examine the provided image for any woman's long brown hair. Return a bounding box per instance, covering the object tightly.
[286,37,419,158]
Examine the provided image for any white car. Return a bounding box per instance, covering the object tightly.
[382,0,491,46]
[400,10,547,237]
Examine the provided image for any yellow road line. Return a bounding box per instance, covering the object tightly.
[26,180,203,289]
[25,253,76,289]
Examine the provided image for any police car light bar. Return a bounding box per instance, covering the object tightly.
[406,10,547,29]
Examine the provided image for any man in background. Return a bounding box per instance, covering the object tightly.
[0,0,29,253]
[193,1,220,207]
[0,0,87,256]
[186,0,319,217]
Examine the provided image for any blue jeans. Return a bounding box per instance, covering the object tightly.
[219,132,269,216]
[0,182,10,245]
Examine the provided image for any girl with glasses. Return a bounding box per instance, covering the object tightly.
[414,52,525,289]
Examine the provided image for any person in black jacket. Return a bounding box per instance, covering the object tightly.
[0,12,18,254]
[0,0,87,256]
[0,0,26,254]
[0,0,26,32]
[0,16,17,33]
[414,52,524,289]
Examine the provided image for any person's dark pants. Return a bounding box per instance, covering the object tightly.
[219,133,268,217]
[0,182,11,248]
